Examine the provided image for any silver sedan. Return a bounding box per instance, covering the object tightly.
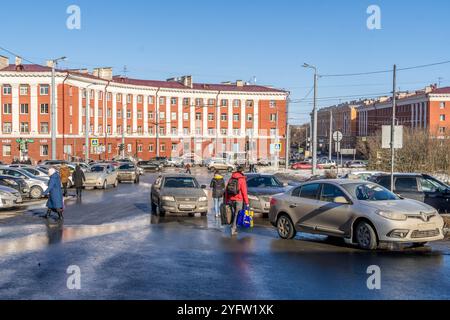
[269,179,445,250]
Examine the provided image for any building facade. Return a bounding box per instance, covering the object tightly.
[0,57,288,163]
[316,85,450,153]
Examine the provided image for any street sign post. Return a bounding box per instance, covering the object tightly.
[91,138,99,147]
[332,131,343,142]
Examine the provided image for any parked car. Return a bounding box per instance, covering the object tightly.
[0,167,48,199]
[291,161,313,170]
[246,173,291,216]
[317,159,337,169]
[151,157,168,167]
[0,185,23,209]
[9,165,49,180]
[41,160,68,166]
[257,159,271,166]
[369,173,450,214]
[70,162,91,172]
[150,174,208,217]
[83,164,119,189]
[166,157,184,167]
[344,171,384,181]
[269,179,445,250]
[0,175,30,198]
[181,153,203,166]
[117,163,140,183]
[137,160,161,172]
[345,160,367,168]
[207,159,235,172]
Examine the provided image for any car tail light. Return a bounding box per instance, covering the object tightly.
[270,198,277,206]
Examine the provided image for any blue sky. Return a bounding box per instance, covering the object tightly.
[1,0,449,124]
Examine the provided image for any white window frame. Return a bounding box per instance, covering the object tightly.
[40,85,49,96]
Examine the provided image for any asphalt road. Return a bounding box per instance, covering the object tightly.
[0,167,449,300]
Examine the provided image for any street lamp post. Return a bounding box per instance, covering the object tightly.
[303,63,318,175]
[50,56,66,160]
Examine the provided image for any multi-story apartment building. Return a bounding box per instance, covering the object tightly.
[316,85,450,153]
[0,56,288,163]
[357,86,450,137]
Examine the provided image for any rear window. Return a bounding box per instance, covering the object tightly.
[395,177,418,192]
[299,183,320,200]
[90,166,105,172]
[119,164,135,170]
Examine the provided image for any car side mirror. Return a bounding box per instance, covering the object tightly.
[334,196,349,204]
[201,185,207,189]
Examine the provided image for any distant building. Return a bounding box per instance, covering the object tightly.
[0,55,288,163]
[315,85,450,153]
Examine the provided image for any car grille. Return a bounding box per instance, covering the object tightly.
[175,197,198,202]
[411,229,440,239]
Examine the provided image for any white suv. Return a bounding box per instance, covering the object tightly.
[208,159,235,172]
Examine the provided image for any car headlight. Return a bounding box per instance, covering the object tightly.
[377,210,407,221]
[198,196,207,202]
[162,196,175,202]
[248,195,259,201]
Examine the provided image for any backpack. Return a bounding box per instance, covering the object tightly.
[226,177,240,196]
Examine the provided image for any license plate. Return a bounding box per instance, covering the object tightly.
[179,204,195,210]
[418,223,436,229]
[264,202,271,208]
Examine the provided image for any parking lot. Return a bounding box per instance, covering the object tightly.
[0,166,450,300]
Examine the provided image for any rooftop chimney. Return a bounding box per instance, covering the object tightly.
[46,60,54,68]
[93,67,113,80]
[0,55,8,69]
[236,80,244,87]
[15,56,22,66]
[181,75,193,88]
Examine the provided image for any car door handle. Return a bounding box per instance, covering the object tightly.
[289,204,298,208]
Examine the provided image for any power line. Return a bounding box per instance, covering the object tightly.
[0,45,38,65]
[320,59,450,78]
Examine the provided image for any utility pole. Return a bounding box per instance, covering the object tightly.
[390,64,397,192]
[85,88,90,164]
[329,109,333,161]
[121,128,125,158]
[50,56,66,160]
[285,97,290,170]
[275,109,279,170]
[303,63,319,175]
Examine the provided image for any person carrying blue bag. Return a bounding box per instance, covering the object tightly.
[224,165,249,236]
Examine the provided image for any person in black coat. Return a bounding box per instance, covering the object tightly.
[72,165,86,199]
[210,171,225,218]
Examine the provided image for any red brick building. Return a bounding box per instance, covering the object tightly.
[316,85,450,153]
[0,56,288,163]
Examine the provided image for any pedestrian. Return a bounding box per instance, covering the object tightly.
[59,164,71,197]
[72,165,86,199]
[43,168,64,220]
[225,165,249,236]
[185,163,191,174]
[210,170,225,218]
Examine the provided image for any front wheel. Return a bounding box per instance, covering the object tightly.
[277,214,296,239]
[102,180,107,190]
[113,179,118,188]
[30,186,43,199]
[355,221,378,250]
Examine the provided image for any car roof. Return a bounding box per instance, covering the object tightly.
[159,174,196,179]
[302,179,369,186]
[372,173,423,177]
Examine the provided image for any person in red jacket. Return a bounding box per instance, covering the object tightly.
[225,165,249,236]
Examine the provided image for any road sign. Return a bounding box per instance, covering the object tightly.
[340,149,356,156]
[333,131,343,142]
[382,125,403,149]
[274,143,282,151]
[335,142,341,153]
[91,138,99,147]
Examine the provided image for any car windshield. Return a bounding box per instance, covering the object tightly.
[247,176,282,188]
[343,183,399,201]
[163,177,199,188]
[119,164,134,170]
[91,166,105,172]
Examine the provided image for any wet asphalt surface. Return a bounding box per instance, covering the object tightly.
[0,167,449,300]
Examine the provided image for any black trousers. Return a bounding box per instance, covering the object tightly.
[62,183,68,197]
[76,187,83,198]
